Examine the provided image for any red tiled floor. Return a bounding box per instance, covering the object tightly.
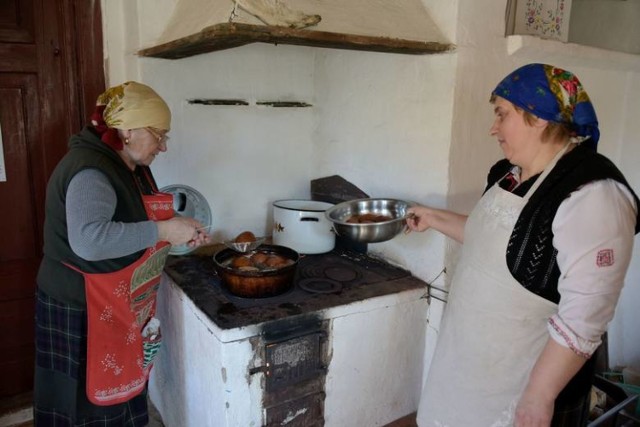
[384,412,418,427]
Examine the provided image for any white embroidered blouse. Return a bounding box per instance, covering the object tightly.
[502,175,638,358]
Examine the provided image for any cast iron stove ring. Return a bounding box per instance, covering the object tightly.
[298,278,343,294]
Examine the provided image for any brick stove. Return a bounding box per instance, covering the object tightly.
[149,246,429,427]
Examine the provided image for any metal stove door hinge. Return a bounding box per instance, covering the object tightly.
[249,364,271,376]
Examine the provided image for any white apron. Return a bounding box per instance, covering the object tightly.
[417,146,570,427]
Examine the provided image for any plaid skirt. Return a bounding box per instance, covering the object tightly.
[34,289,149,427]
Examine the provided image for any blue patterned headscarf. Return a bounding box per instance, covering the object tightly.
[492,63,599,151]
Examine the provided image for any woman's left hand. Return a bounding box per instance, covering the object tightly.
[514,392,554,427]
[514,339,588,427]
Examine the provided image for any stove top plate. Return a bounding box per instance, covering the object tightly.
[164,248,426,329]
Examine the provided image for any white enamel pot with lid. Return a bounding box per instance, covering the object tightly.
[272,200,335,254]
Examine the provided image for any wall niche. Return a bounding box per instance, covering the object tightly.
[506,0,640,55]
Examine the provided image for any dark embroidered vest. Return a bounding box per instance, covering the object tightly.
[485,144,640,304]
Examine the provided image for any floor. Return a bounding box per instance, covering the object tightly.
[384,412,418,427]
[1,391,413,427]
[0,393,32,427]
[0,392,164,427]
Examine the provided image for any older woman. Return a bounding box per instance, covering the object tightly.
[34,81,209,426]
[407,64,639,426]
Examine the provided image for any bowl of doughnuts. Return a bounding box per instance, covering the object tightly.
[325,198,416,243]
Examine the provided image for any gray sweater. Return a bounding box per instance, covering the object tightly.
[66,168,159,260]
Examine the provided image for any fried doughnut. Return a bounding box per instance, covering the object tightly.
[234,231,257,243]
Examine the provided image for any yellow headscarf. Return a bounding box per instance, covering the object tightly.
[90,81,171,151]
[95,81,171,131]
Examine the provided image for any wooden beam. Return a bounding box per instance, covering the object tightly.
[138,23,454,59]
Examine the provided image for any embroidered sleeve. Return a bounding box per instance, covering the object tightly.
[549,179,637,357]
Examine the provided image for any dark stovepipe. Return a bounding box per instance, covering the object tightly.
[334,234,368,254]
[310,175,370,254]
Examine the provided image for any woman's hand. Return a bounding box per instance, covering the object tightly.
[187,226,211,248]
[514,391,554,427]
[156,217,211,247]
[405,205,468,243]
[514,339,587,427]
[405,206,435,232]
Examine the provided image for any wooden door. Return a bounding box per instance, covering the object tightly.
[0,0,104,397]
[0,74,41,398]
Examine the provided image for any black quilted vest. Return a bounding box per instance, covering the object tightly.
[485,144,640,304]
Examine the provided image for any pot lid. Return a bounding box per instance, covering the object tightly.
[273,199,334,212]
[160,184,212,255]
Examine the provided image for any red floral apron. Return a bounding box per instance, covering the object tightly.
[67,185,174,406]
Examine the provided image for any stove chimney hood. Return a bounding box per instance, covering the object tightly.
[138,0,454,59]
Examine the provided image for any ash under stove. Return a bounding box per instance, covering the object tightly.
[164,248,427,330]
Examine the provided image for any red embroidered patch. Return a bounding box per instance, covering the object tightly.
[597,249,614,267]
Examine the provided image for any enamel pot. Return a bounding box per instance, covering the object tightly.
[272,200,335,254]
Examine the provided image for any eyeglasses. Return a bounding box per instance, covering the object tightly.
[145,127,170,145]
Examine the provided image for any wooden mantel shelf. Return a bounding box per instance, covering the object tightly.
[138,22,455,59]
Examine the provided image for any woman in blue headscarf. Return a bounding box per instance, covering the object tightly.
[407,64,640,426]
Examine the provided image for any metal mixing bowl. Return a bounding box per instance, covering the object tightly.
[325,198,415,243]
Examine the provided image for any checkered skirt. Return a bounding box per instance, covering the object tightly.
[34,289,149,427]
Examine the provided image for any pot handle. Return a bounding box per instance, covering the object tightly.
[300,217,320,222]
[174,192,187,212]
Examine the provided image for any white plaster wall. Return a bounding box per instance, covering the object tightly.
[608,73,640,370]
[141,45,317,239]
[569,0,640,55]
[310,49,455,283]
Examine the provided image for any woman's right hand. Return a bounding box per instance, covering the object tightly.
[405,205,468,243]
[156,216,205,246]
[406,205,434,232]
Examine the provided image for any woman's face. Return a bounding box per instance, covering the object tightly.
[121,127,168,168]
[489,97,544,167]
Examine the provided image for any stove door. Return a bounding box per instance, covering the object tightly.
[265,392,325,427]
[265,331,326,391]
[258,318,329,427]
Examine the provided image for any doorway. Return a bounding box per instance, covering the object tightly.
[0,0,104,398]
